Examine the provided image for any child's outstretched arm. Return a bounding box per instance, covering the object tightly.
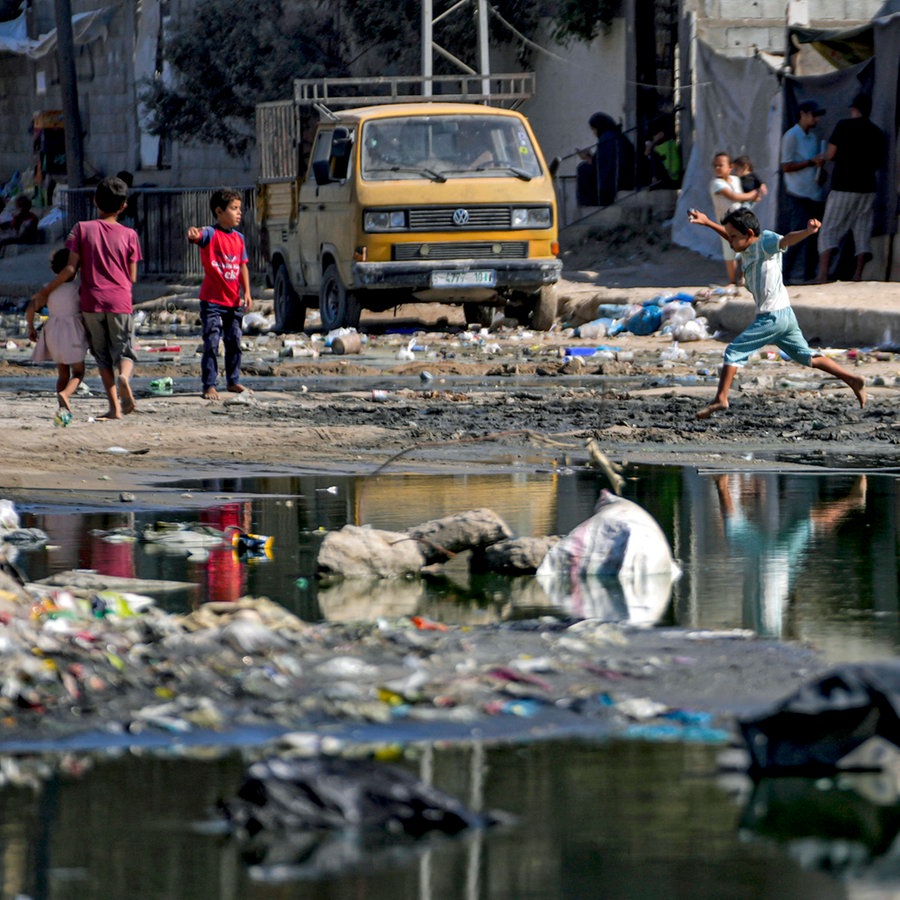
[780,218,820,250]
[687,208,728,239]
[26,296,41,342]
[187,226,202,243]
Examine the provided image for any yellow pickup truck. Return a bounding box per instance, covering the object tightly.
[257,79,562,333]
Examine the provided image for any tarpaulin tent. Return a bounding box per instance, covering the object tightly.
[671,44,781,264]
[0,7,110,59]
[674,11,900,279]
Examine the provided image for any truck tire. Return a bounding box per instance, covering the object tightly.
[530,284,558,332]
[463,303,495,329]
[273,263,306,334]
[320,265,361,331]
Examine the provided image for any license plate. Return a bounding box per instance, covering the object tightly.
[431,269,496,288]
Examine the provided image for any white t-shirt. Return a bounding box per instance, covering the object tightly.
[710,174,741,223]
[738,230,790,313]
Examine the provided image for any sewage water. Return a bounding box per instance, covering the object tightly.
[3,464,899,898]
[12,465,899,661]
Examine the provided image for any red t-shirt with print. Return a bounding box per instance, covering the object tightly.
[193,225,248,308]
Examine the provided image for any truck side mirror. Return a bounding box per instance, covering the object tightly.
[549,156,561,177]
[331,127,352,159]
[331,127,352,180]
[312,158,332,186]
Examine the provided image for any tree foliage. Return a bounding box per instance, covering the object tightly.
[141,0,346,157]
[342,0,544,74]
[144,0,623,158]
[552,0,622,44]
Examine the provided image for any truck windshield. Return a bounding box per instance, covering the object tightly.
[361,115,543,181]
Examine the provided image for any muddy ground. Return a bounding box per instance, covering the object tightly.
[0,232,897,749]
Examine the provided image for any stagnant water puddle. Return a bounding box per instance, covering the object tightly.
[2,464,899,897]
[0,738,892,898]
[11,464,900,660]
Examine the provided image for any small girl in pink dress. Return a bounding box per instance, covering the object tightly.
[27,248,89,414]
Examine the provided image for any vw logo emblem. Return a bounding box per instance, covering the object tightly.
[452,208,470,226]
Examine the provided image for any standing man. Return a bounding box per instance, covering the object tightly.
[815,92,887,283]
[780,100,827,284]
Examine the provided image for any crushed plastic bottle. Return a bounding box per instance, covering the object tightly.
[53,409,72,427]
[149,377,174,396]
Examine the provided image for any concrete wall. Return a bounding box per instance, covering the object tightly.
[498,19,628,184]
[0,0,255,192]
[684,0,886,57]
[0,0,890,193]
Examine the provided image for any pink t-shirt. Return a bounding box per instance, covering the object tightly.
[65,219,142,314]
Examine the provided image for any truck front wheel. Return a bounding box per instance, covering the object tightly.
[530,284,559,332]
[320,265,362,331]
[463,303,496,329]
[273,263,306,334]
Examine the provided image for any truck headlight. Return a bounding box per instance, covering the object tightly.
[363,210,407,231]
[511,207,552,229]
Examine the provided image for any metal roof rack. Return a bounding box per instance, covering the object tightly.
[293,73,535,110]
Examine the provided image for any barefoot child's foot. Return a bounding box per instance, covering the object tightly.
[98,408,122,421]
[851,376,867,409]
[227,383,247,394]
[202,387,220,401]
[118,377,137,414]
[57,392,72,413]
[697,400,729,420]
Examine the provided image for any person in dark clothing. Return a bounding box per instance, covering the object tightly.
[576,112,635,207]
[815,93,887,283]
[0,195,39,249]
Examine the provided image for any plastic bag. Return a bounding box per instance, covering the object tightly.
[671,318,710,342]
[625,305,663,336]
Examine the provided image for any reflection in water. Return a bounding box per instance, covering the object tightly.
[710,473,867,638]
[672,468,898,663]
[11,467,900,659]
[196,500,252,602]
[741,775,900,883]
[0,740,860,898]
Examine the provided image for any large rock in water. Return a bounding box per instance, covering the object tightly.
[536,490,680,625]
[316,525,427,578]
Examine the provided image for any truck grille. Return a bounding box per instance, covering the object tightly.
[408,206,511,230]
[394,242,528,260]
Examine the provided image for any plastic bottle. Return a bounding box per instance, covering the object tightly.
[149,377,174,396]
[54,410,72,427]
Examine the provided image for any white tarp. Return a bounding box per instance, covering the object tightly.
[672,43,781,261]
[0,7,110,60]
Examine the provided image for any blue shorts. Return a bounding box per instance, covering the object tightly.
[723,307,816,368]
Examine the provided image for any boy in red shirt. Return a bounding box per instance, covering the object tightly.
[33,175,142,419]
[187,188,253,400]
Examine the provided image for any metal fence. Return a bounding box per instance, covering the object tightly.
[59,186,267,279]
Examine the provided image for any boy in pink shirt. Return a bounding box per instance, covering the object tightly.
[33,175,142,419]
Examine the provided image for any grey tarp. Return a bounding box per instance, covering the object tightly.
[671,43,781,262]
[675,12,900,261]
[785,12,900,237]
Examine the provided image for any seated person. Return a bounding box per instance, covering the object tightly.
[0,195,39,248]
